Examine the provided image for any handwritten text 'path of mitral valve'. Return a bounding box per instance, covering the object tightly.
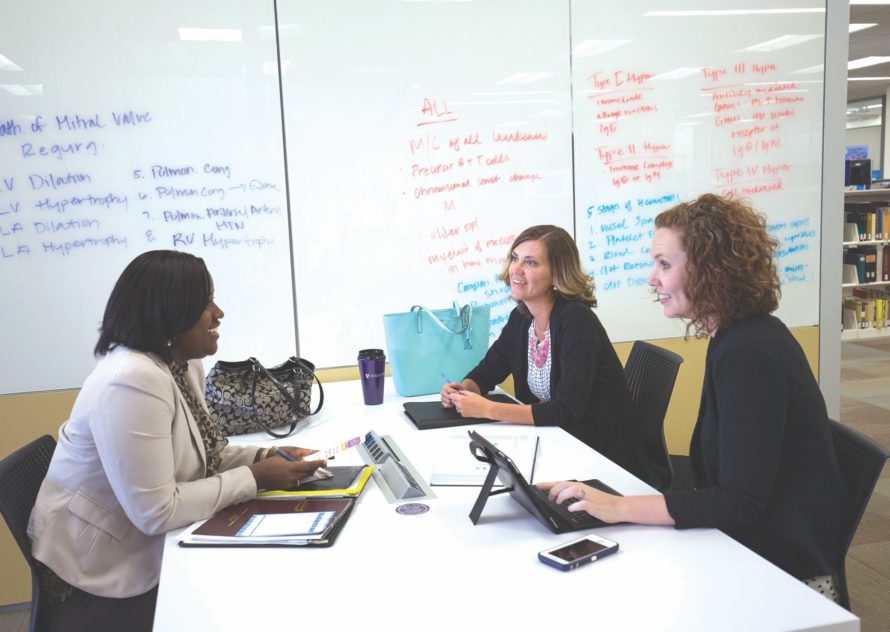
[0,110,284,261]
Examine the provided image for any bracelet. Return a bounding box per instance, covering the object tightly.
[253,448,268,463]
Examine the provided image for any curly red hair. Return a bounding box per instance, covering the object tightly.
[655,194,780,337]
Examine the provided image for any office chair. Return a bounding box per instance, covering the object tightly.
[828,418,888,610]
[623,341,683,492]
[0,434,56,632]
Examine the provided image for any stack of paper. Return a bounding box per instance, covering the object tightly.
[430,434,539,486]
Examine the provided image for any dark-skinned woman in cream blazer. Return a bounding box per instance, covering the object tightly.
[29,250,326,631]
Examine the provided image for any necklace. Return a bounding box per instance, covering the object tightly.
[529,320,550,369]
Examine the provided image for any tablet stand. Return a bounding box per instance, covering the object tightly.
[468,445,512,524]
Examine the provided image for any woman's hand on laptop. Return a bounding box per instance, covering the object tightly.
[537,481,676,527]
[536,480,623,523]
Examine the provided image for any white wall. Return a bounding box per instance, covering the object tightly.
[846,125,883,172]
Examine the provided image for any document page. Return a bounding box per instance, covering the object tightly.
[430,434,539,486]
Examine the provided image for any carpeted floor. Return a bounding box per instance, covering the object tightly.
[839,337,890,631]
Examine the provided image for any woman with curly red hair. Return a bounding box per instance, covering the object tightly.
[539,194,845,601]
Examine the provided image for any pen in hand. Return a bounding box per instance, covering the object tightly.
[441,372,463,391]
[274,446,298,461]
[275,446,332,478]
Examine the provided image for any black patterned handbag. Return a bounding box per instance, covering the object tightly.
[204,357,324,438]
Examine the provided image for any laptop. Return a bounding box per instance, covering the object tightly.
[467,429,622,534]
[403,393,516,430]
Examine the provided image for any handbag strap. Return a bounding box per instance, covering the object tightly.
[247,357,325,438]
[410,304,475,350]
[294,357,325,416]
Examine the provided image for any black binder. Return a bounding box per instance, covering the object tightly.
[403,393,516,430]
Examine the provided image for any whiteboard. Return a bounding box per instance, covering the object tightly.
[571,0,826,340]
[0,0,295,394]
[278,0,574,367]
[0,0,830,394]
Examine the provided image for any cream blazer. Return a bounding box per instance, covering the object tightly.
[29,347,258,598]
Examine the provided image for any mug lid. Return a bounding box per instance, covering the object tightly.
[358,348,385,359]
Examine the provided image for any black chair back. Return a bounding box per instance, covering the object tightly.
[624,341,683,492]
[829,419,888,610]
[0,435,56,632]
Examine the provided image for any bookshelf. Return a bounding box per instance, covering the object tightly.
[842,189,890,340]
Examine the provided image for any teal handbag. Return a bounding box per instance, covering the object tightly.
[383,303,490,396]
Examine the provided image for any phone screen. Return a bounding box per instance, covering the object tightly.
[548,538,609,562]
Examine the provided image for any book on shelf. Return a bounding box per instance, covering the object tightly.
[845,203,874,241]
[865,249,878,282]
[842,305,858,331]
[845,287,890,330]
[178,496,355,547]
[881,246,890,281]
[844,203,890,242]
[844,249,867,283]
[257,465,373,498]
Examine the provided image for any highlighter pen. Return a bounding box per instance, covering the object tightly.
[275,447,332,477]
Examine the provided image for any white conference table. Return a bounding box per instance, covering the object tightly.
[154,379,858,632]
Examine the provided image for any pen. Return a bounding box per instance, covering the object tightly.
[275,447,333,477]
[275,446,298,461]
[441,372,464,391]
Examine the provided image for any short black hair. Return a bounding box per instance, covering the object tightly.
[95,250,212,362]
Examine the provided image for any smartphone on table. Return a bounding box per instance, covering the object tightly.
[537,533,618,571]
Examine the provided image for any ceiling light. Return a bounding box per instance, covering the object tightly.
[645,9,824,16]
[792,64,824,74]
[848,56,890,70]
[0,54,23,72]
[573,39,632,57]
[740,34,821,52]
[849,23,878,33]
[0,84,42,96]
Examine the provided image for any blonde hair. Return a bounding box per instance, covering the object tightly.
[498,225,596,313]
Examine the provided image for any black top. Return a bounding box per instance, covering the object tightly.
[465,297,644,478]
[664,314,846,580]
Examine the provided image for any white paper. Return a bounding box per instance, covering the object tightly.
[238,511,333,537]
[430,434,539,486]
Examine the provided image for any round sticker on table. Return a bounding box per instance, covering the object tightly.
[396,502,429,516]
